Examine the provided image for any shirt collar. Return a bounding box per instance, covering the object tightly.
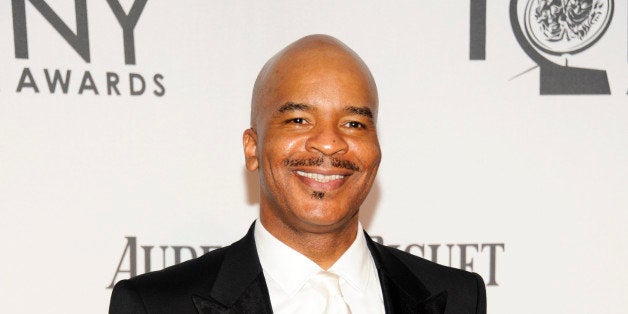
[328,223,374,293]
[254,220,374,295]
[254,220,321,296]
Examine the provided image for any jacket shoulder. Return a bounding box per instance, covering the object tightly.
[376,243,487,314]
[109,246,228,313]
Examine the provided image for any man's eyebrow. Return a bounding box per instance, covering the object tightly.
[277,102,311,113]
[345,106,373,119]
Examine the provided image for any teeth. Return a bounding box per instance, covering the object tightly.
[295,171,345,183]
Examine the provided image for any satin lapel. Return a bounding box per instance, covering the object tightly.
[365,232,448,314]
[192,224,273,314]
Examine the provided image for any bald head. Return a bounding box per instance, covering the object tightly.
[250,35,378,128]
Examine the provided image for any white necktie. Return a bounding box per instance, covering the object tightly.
[309,271,351,314]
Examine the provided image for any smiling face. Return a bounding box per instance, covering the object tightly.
[244,35,381,236]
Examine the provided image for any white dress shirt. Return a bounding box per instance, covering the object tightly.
[254,220,385,314]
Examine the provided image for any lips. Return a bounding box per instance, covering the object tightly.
[293,170,349,191]
[295,170,345,183]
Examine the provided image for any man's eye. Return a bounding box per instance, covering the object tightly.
[345,121,365,129]
[287,118,306,124]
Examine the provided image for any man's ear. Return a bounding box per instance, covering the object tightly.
[243,128,259,171]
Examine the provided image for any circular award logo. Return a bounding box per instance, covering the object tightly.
[522,0,613,56]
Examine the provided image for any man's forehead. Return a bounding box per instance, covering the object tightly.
[251,35,378,126]
[271,43,371,86]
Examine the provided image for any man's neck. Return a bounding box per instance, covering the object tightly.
[259,215,359,270]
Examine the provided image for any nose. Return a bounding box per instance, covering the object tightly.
[305,124,349,156]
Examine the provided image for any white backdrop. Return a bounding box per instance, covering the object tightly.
[1,1,627,313]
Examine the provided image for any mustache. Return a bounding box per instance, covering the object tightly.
[282,157,360,172]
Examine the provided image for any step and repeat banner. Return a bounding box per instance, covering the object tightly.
[1,1,627,313]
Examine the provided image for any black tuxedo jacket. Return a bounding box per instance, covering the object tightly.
[109,225,486,313]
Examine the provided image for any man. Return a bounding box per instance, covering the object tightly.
[109,35,486,314]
